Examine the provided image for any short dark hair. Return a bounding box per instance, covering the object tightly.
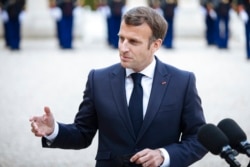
[122,6,168,42]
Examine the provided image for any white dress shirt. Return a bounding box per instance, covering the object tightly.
[125,58,170,167]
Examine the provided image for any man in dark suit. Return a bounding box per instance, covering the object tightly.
[30,6,207,167]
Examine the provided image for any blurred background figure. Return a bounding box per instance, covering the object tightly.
[160,0,178,49]
[49,0,82,49]
[0,0,9,48]
[200,0,218,46]
[0,0,26,50]
[107,0,126,49]
[237,0,250,60]
[147,0,163,16]
[95,0,112,46]
[215,0,233,49]
[200,0,233,49]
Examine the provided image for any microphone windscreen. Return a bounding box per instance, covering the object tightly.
[198,123,229,155]
[217,118,247,148]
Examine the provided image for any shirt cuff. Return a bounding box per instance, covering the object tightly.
[44,120,59,142]
[159,148,170,167]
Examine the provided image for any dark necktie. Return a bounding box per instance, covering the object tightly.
[128,73,143,137]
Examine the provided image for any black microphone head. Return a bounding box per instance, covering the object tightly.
[198,123,230,155]
[217,118,247,148]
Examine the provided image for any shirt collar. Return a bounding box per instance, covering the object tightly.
[126,57,156,79]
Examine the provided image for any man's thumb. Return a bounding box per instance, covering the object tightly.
[44,106,51,116]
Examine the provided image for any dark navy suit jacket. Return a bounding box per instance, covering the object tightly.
[42,57,207,167]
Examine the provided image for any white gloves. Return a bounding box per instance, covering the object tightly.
[73,6,82,17]
[97,6,111,18]
[1,10,9,22]
[209,9,217,19]
[50,7,62,21]
[239,10,249,23]
[19,11,26,22]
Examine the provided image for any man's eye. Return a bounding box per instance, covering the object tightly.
[130,40,138,45]
[119,37,124,42]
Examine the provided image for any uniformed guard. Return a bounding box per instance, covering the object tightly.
[107,0,126,49]
[148,0,164,16]
[49,0,78,49]
[200,0,218,45]
[1,0,26,50]
[236,0,250,60]
[215,0,232,49]
[160,0,178,49]
[0,0,9,47]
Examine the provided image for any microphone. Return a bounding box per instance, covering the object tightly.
[198,123,241,167]
[218,118,250,157]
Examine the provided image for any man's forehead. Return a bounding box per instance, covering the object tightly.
[119,21,152,36]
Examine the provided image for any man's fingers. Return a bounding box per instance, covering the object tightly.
[29,106,53,137]
[31,128,44,137]
[29,117,33,122]
[130,149,148,163]
[29,116,37,122]
[44,106,51,116]
[31,120,47,137]
[31,121,37,128]
[31,127,36,133]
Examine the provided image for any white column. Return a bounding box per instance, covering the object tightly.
[126,0,147,8]
[22,0,55,38]
[175,0,204,38]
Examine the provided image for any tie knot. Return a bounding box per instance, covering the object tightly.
[131,73,143,84]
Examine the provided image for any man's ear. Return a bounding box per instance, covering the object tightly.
[152,39,162,52]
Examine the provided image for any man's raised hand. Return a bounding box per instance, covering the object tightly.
[29,106,55,137]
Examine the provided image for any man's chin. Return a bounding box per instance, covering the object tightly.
[120,62,130,69]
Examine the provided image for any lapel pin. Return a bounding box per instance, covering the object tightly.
[161,81,167,85]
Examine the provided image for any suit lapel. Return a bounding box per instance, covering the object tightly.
[109,60,171,142]
[137,58,171,142]
[110,65,136,140]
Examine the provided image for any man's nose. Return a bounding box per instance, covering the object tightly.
[119,40,129,52]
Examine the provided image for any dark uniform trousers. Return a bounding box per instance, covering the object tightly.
[3,0,25,50]
[215,0,231,49]
[245,19,250,59]
[200,0,218,45]
[161,0,177,49]
[57,0,75,49]
[205,11,217,45]
[107,0,126,49]
[239,0,250,59]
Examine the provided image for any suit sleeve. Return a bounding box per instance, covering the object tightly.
[165,72,208,167]
[42,70,98,149]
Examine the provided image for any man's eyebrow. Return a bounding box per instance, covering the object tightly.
[119,34,139,40]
